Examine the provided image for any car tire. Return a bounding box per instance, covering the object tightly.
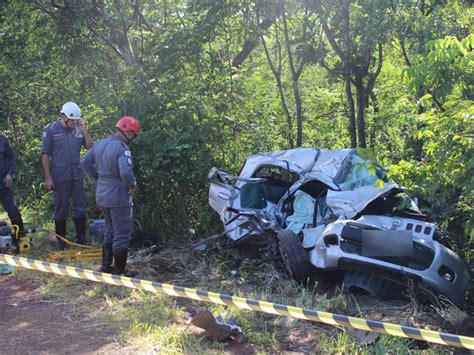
[277,230,313,283]
[342,270,400,300]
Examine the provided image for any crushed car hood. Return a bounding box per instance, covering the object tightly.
[326,182,399,219]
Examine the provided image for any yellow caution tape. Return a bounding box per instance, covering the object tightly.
[1,254,472,349]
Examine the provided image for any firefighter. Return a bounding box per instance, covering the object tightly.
[0,134,25,248]
[41,102,93,248]
[81,116,139,276]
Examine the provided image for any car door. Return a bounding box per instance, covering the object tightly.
[208,167,272,241]
[208,167,241,222]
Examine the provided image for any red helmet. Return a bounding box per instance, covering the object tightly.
[116,116,140,136]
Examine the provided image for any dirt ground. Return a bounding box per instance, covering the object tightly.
[1,261,472,354]
[0,274,254,354]
[0,275,135,354]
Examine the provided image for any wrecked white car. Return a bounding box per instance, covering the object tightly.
[208,148,471,306]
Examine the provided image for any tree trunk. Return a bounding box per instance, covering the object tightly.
[294,83,303,147]
[355,83,366,148]
[276,75,295,148]
[280,1,303,146]
[260,31,294,148]
[232,18,273,68]
[368,91,379,148]
[345,79,357,148]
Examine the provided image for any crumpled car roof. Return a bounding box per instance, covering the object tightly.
[240,148,355,178]
[239,147,353,180]
[238,147,399,219]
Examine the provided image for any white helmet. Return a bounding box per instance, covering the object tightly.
[60,102,81,120]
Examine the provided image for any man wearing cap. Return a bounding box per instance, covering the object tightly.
[0,134,26,250]
[81,116,140,276]
[41,102,93,248]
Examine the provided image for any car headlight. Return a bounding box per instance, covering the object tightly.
[438,265,455,282]
[443,273,453,281]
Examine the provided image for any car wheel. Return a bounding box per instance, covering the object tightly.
[277,230,313,283]
[342,270,400,300]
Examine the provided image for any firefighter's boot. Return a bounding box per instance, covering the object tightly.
[74,216,88,245]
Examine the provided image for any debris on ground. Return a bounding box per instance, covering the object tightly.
[185,306,243,343]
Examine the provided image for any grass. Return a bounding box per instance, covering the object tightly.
[6,248,414,354]
[2,214,461,353]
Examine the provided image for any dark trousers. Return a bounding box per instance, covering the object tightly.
[0,188,22,224]
[101,206,133,253]
[53,179,86,220]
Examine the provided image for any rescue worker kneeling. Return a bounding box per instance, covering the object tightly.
[81,116,140,276]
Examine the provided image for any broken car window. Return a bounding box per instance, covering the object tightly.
[253,166,299,185]
[335,153,388,191]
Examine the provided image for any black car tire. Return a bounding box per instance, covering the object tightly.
[342,270,400,300]
[277,230,313,283]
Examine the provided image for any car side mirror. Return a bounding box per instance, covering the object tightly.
[207,167,219,180]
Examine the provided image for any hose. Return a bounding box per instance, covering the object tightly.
[47,249,102,263]
[45,228,102,262]
[12,224,102,262]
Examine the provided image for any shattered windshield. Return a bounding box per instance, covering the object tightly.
[392,192,423,215]
[334,152,388,191]
[361,190,425,217]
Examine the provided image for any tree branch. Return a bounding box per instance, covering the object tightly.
[400,39,412,67]
[429,89,446,112]
[315,0,349,66]
[231,18,273,68]
[128,0,154,31]
[281,1,297,80]
[319,56,344,78]
[32,1,55,16]
[366,42,383,92]
[260,34,279,79]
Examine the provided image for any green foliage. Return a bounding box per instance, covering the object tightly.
[1,1,472,352]
[0,0,471,264]
[390,32,474,258]
[389,101,473,255]
[406,34,474,103]
[318,331,414,354]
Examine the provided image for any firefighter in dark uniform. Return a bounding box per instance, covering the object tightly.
[0,134,25,247]
[41,102,93,248]
[81,116,140,276]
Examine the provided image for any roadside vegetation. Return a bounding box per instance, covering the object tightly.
[1,0,472,352]
[7,222,469,353]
